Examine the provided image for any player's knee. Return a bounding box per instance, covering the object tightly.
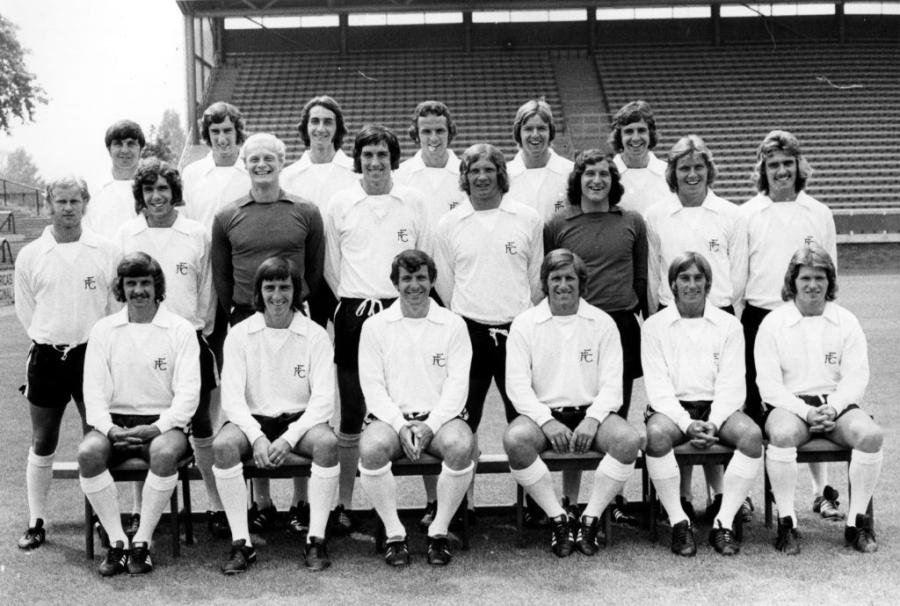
[735,424,764,456]
[644,420,673,457]
[149,441,181,474]
[32,429,61,455]
[502,424,537,466]
[441,435,474,469]
[359,436,391,469]
[608,425,641,461]
[855,424,883,453]
[77,438,107,475]
[311,430,339,466]
[764,421,799,448]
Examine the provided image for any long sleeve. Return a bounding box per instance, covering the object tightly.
[708,321,746,430]
[281,329,336,447]
[641,321,692,432]
[13,258,35,333]
[358,320,406,433]
[210,213,234,316]
[303,205,326,301]
[645,216,662,314]
[424,319,472,435]
[83,323,116,436]
[827,317,869,414]
[527,217,544,305]
[154,323,201,433]
[323,200,341,296]
[754,317,814,419]
[197,230,215,336]
[505,318,554,427]
[727,211,747,309]
[632,215,649,318]
[219,329,265,445]
[433,222,455,308]
[585,324,623,424]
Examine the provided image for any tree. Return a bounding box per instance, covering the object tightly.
[142,109,186,164]
[0,147,44,189]
[0,14,47,134]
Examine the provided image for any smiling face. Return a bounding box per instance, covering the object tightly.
[672,263,709,316]
[764,150,798,202]
[109,138,142,174]
[123,275,158,315]
[244,140,283,187]
[620,119,651,167]
[359,141,393,193]
[416,114,450,165]
[675,152,709,205]
[580,159,612,206]
[307,105,337,152]
[208,117,239,165]
[49,185,87,231]
[546,265,581,316]
[396,265,433,311]
[466,157,502,207]
[793,265,828,315]
[141,175,176,226]
[261,277,294,319]
[519,114,551,164]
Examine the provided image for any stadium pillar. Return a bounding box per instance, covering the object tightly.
[836,1,846,43]
[711,3,721,47]
[587,8,596,54]
[463,11,472,52]
[184,12,199,145]
[340,13,348,56]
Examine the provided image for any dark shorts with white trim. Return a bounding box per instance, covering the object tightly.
[21,342,87,408]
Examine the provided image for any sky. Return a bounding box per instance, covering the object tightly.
[0,0,187,187]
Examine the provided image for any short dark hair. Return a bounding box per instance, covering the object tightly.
[668,251,713,300]
[352,124,401,173]
[566,149,624,207]
[105,119,146,149]
[408,100,457,145]
[297,95,347,150]
[512,99,555,146]
[458,143,510,195]
[540,248,588,297]
[782,244,837,302]
[608,100,658,153]
[46,175,90,204]
[199,101,247,146]
[252,257,304,313]
[753,129,812,195]
[390,249,437,285]
[132,157,183,214]
[114,252,165,303]
[665,135,718,193]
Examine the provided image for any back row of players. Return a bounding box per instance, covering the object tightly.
[14,97,881,576]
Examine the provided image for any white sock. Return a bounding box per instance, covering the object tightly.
[80,471,127,545]
[809,461,828,495]
[308,463,339,540]
[715,451,762,530]
[510,459,564,519]
[192,436,223,511]
[583,456,633,518]
[766,445,798,525]
[214,463,251,544]
[358,462,405,539]
[292,476,309,506]
[647,452,687,525]
[847,449,883,525]
[337,432,360,507]
[26,448,54,526]
[251,478,272,509]
[429,462,474,536]
[133,471,179,544]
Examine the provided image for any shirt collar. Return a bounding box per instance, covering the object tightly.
[457,194,521,218]
[246,311,311,335]
[382,299,448,324]
[508,149,568,178]
[406,149,460,174]
[37,225,104,254]
[665,190,721,216]
[532,297,596,323]
[755,189,817,211]
[121,213,192,236]
[563,205,622,220]
[662,300,723,326]
[784,301,840,326]
[109,302,174,328]
[614,151,666,177]
[291,149,353,173]
[237,189,292,207]
[346,181,408,205]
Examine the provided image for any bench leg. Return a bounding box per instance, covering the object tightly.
[461,495,470,551]
[602,505,612,547]
[85,498,95,560]
[182,471,194,545]
[170,490,181,557]
[640,461,650,529]
[649,484,659,543]
[515,485,525,548]
[764,470,773,528]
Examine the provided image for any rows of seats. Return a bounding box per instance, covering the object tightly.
[227,49,566,161]
[596,41,900,209]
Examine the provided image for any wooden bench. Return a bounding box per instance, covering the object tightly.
[763,438,874,528]
[645,442,736,542]
[53,458,194,559]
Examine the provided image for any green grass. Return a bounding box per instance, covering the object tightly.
[1,272,898,605]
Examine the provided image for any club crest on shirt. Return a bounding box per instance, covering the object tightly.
[708,238,721,253]
[397,228,410,243]
[432,353,447,367]
[175,262,189,275]
[824,352,838,365]
[713,352,720,371]
[153,357,168,371]
[554,199,566,212]
[504,241,518,255]
[448,201,460,210]
[804,235,816,245]
[579,348,594,363]
[293,363,307,379]
[84,276,97,290]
